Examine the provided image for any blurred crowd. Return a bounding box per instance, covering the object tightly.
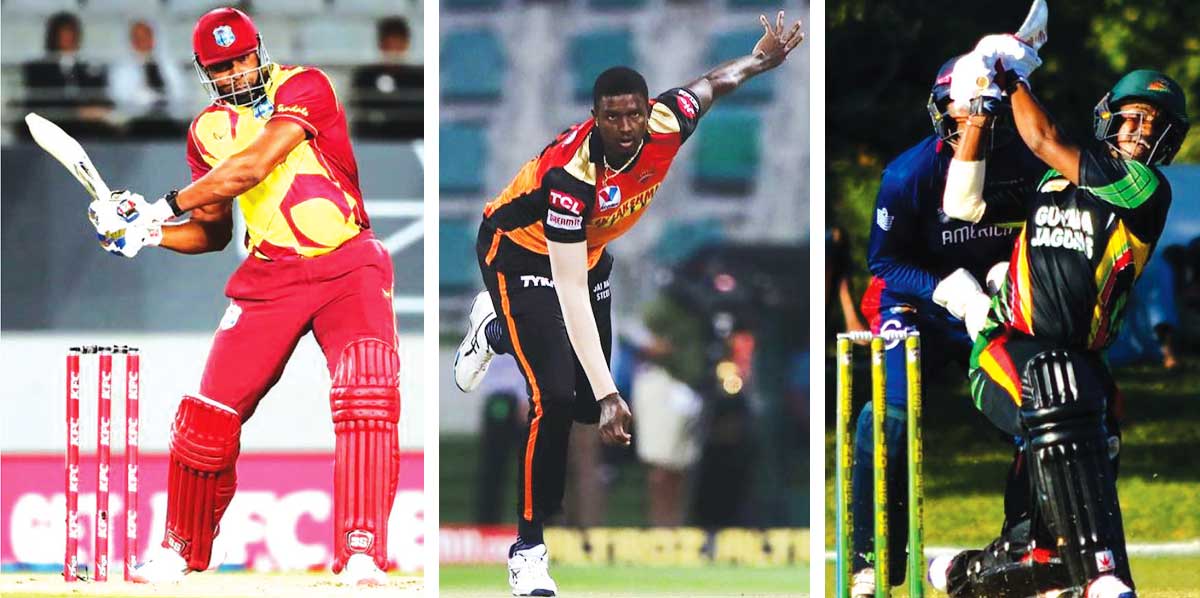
[11,10,421,140]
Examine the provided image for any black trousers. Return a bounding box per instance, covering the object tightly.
[477,235,613,529]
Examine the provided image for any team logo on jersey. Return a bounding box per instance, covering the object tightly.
[598,185,622,210]
[276,104,310,118]
[213,25,236,48]
[876,207,894,231]
[676,92,699,120]
[1095,550,1115,572]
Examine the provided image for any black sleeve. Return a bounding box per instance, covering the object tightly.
[654,87,702,144]
[1078,142,1171,240]
[541,168,594,244]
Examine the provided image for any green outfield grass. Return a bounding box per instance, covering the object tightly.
[823,354,1200,595]
[821,556,1200,597]
[440,564,808,597]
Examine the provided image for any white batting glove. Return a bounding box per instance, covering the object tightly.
[974,34,1042,87]
[97,219,163,258]
[933,268,992,339]
[949,52,1001,113]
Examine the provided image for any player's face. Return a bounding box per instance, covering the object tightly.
[1113,102,1163,163]
[593,94,650,163]
[205,52,262,98]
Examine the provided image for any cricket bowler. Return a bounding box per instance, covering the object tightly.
[86,7,403,586]
[849,55,1046,596]
[451,12,803,596]
[928,34,1189,597]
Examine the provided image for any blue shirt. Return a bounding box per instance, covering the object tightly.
[867,135,1045,316]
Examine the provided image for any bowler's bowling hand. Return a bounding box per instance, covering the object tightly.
[598,393,632,446]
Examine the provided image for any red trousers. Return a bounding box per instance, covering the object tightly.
[199,231,398,418]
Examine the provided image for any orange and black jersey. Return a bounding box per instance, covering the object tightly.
[989,141,1172,350]
[480,88,702,271]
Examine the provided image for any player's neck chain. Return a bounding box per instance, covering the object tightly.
[601,139,644,189]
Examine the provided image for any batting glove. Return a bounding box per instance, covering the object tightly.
[97,219,162,258]
[974,34,1042,89]
[949,52,1001,113]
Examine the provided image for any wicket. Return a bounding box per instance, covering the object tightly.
[834,330,923,598]
[64,345,141,583]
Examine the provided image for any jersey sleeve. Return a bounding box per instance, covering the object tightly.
[650,88,702,144]
[185,125,213,182]
[866,167,940,302]
[270,69,340,138]
[1078,142,1171,239]
[976,148,1043,225]
[541,168,594,244]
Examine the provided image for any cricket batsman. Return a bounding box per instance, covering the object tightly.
[848,54,1046,596]
[450,12,802,596]
[928,33,1189,597]
[86,7,402,585]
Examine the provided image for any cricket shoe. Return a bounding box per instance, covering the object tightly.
[928,554,954,592]
[454,290,497,392]
[851,567,875,598]
[337,553,388,586]
[508,543,557,596]
[129,549,189,583]
[1086,575,1135,598]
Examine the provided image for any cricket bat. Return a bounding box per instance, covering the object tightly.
[25,112,112,201]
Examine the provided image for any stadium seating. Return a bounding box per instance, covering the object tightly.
[568,28,636,102]
[442,0,503,11]
[440,218,481,290]
[692,106,761,193]
[587,0,649,10]
[440,120,489,195]
[441,28,506,102]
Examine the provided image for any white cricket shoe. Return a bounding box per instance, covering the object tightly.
[129,550,189,583]
[454,291,497,392]
[338,553,388,586]
[1086,574,1136,598]
[928,554,954,591]
[508,544,557,597]
[851,567,875,598]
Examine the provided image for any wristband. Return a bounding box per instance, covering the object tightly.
[164,190,183,217]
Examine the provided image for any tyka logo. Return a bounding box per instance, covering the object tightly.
[521,275,555,288]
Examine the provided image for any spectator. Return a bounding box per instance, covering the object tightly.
[22,11,115,138]
[826,225,867,335]
[1108,253,1182,370]
[108,20,189,137]
[351,16,422,139]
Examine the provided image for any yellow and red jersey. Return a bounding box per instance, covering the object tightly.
[186,63,369,259]
[481,88,702,270]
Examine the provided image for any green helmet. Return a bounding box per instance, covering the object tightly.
[1094,69,1191,165]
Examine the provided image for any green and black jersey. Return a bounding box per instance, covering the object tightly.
[990,141,1172,350]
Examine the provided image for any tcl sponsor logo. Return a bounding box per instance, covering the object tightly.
[676,92,699,120]
[547,212,583,231]
[549,190,584,216]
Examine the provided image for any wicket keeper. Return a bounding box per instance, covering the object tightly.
[929,35,1189,597]
[86,8,403,586]
[451,12,802,596]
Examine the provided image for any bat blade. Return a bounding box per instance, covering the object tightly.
[1015,0,1049,50]
[25,112,112,201]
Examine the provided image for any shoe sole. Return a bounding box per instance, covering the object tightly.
[453,293,493,392]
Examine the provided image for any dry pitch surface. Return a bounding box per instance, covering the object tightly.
[0,572,423,598]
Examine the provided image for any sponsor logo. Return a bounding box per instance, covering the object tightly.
[127,372,139,401]
[213,25,236,48]
[68,464,79,492]
[67,509,80,539]
[128,462,139,491]
[590,183,661,228]
[276,104,310,118]
[676,92,699,119]
[220,302,242,331]
[876,207,894,231]
[593,280,611,301]
[127,418,138,449]
[252,98,274,119]
[941,224,1016,246]
[69,419,80,448]
[96,508,108,538]
[1095,549,1115,572]
[70,371,80,400]
[879,318,906,350]
[99,417,110,448]
[549,190,584,216]
[637,170,655,184]
[521,275,555,288]
[347,530,375,552]
[598,186,622,210]
[101,371,112,400]
[1147,79,1170,92]
[127,509,137,538]
[1031,205,1095,259]
[167,532,187,554]
[546,212,583,231]
[98,462,109,492]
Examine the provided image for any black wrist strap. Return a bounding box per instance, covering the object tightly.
[164,190,183,216]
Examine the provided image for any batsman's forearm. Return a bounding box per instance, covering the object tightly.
[175,153,267,212]
[158,219,233,254]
